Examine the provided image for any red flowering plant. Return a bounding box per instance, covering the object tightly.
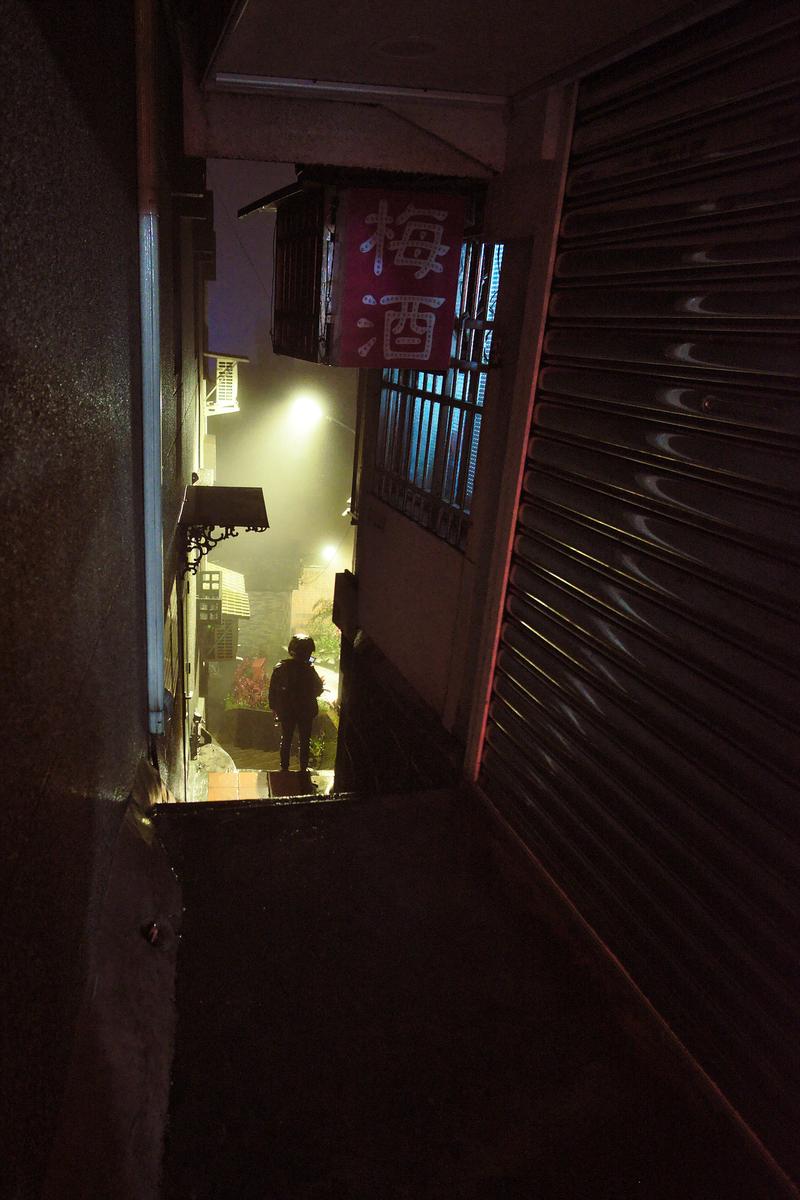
[226,657,269,710]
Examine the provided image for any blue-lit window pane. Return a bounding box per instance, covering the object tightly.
[375,239,503,548]
[442,407,463,504]
[465,411,481,510]
[422,401,440,490]
[476,371,487,406]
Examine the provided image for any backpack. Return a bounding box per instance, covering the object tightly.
[268,658,323,718]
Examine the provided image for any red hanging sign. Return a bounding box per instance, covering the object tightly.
[331,188,465,370]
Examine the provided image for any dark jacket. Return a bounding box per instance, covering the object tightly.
[268,657,324,721]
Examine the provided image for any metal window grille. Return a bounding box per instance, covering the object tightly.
[373,240,503,549]
[272,189,325,362]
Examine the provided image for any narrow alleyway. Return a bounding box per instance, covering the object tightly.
[154,791,789,1200]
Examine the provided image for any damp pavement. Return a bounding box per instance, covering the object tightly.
[154,790,792,1200]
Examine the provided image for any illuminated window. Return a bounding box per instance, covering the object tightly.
[373,241,503,549]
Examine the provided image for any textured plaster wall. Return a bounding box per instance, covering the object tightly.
[42,806,182,1200]
[0,2,169,1194]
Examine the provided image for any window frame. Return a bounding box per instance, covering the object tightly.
[371,239,504,550]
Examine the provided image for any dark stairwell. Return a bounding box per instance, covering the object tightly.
[153,778,794,1199]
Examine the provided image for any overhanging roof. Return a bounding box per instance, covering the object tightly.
[181,485,269,530]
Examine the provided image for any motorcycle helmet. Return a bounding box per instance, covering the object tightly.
[288,633,315,661]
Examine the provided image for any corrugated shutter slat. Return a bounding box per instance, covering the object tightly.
[481,0,800,1171]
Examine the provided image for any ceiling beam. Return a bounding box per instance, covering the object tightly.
[211,72,507,108]
[183,86,502,176]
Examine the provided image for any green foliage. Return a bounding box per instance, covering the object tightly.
[306,598,341,665]
[308,732,325,764]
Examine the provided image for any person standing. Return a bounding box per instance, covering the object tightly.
[268,634,325,773]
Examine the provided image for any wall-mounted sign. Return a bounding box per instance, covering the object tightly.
[331,188,465,370]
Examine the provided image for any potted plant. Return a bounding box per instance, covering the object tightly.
[223,658,280,749]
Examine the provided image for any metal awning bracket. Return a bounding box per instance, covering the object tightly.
[179,485,269,576]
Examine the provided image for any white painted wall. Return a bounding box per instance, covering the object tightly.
[356,496,468,718]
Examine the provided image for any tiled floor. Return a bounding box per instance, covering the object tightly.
[205,768,336,802]
[206,770,269,802]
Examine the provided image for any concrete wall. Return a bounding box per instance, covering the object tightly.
[462,84,578,770]
[484,85,575,239]
[1,2,190,1194]
[356,497,468,718]
[183,84,503,177]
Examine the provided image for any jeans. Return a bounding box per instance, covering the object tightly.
[279,715,313,771]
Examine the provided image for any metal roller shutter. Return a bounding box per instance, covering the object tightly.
[480,0,800,1169]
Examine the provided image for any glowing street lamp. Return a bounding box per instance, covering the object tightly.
[287,391,355,439]
[288,393,324,434]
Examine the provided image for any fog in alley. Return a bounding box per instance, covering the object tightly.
[205,157,358,593]
[196,159,358,790]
